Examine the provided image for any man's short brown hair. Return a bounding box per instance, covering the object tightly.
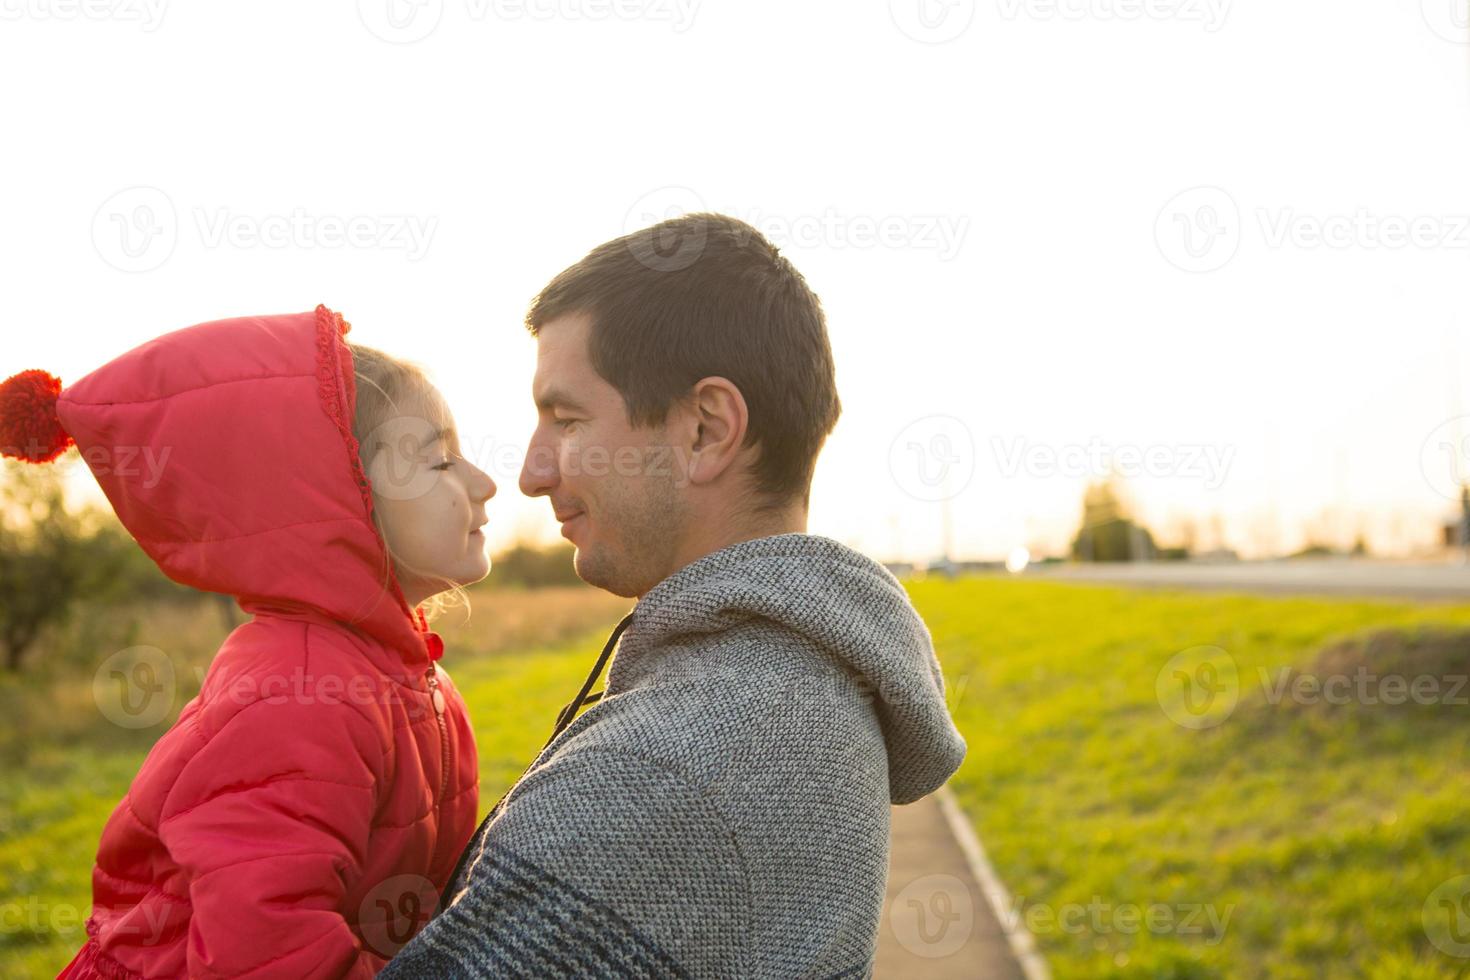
[526,213,841,505]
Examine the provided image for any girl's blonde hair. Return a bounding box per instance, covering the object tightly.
[348,342,470,623]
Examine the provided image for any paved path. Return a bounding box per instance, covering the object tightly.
[876,789,1046,979]
[1025,558,1470,601]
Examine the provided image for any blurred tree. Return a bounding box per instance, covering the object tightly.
[1,458,99,670]
[0,457,158,671]
[1070,480,1160,562]
[1460,486,1470,560]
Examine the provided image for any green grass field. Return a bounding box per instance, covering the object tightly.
[3,579,1470,977]
[913,578,1470,979]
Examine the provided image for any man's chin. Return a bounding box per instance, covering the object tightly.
[573,543,643,599]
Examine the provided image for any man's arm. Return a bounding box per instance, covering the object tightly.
[380,746,751,979]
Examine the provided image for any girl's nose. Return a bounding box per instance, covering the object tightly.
[471,464,496,503]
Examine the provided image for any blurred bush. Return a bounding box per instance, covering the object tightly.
[0,457,197,673]
[487,539,585,589]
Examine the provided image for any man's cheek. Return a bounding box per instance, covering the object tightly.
[561,439,587,480]
[642,445,673,480]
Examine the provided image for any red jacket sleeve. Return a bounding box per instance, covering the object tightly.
[157,689,389,979]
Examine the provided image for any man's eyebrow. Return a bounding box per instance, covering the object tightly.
[534,388,589,413]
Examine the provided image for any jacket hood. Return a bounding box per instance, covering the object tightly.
[619,533,967,804]
[55,305,436,675]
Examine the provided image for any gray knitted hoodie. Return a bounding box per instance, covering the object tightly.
[380,533,967,979]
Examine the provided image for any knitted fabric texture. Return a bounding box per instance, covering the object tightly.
[381,533,967,979]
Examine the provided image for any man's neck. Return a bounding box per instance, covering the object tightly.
[648,501,807,597]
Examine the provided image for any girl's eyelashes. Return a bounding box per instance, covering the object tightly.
[432,447,468,471]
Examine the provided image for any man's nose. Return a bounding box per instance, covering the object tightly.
[519,437,557,498]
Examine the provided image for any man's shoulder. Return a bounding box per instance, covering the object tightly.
[610,622,881,723]
[531,664,890,849]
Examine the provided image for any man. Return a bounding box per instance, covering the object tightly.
[382,213,967,978]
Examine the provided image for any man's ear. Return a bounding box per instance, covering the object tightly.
[683,377,749,487]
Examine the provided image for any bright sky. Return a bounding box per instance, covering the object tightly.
[2,0,1468,563]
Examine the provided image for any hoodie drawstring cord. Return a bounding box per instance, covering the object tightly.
[437,612,634,912]
[547,612,633,747]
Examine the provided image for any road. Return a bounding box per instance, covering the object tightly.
[1022,558,1470,601]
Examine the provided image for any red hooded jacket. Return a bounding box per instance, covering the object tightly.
[52,306,479,978]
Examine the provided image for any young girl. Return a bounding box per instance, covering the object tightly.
[0,305,490,978]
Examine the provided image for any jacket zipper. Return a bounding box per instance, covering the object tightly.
[425,667,450,803]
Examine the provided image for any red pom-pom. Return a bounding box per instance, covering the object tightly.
[0,370,73,463]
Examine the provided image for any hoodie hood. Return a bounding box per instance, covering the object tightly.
[614,533,967,805]
[54,305,435,675]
